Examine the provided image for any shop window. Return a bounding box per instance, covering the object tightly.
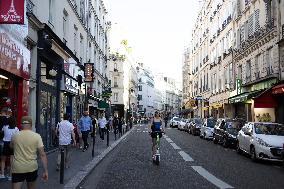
[0,74,17,117]
[40,62,57,87]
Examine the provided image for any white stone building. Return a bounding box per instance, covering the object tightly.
[26,0,109,149]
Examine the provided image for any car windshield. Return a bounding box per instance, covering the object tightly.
[254,123,284,135]
[207,119,216,128]
[174,118,181,121]
[194,119,202,124]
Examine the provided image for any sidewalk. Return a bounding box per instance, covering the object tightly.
[0,128,127,189]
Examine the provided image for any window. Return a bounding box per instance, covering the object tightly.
[63,11,68,40]
[254,9,260,32]
[255,54,260,78]
[138,95,142,101]
[114,77,118,87]
[80,34,84,61]
[114,63,117,70]
[49,0,54,23]
[246,60,251,82]
[238,65,242,80]
[74,25,78,54]
[138,85,142,91]
[114,93,118,102]
[267,48,273,74]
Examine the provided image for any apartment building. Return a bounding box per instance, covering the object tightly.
[26,0,109,150]
[186,0,284,122]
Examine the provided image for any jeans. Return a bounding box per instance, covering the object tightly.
[99,127,105,140]
[81,131,89,149]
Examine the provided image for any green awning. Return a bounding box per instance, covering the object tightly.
[228,90,263,104]
[98,100,109,108]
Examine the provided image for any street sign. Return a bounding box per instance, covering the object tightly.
[236,79,242,95]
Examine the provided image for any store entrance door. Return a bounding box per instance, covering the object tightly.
[38,87,57,150]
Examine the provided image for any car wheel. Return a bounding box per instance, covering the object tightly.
[250,146,258,162]
[203,133,207,140]
[213,135,218,144]
[199,133,203,138]
[222,137,228,148]
[236,141,242,154]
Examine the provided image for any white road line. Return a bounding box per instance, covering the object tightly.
[191,166,234,189]
[170,142,181,150]
[165,138,173,143]
[178,151,194,162]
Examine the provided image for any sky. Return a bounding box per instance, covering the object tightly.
[105,0,201,84]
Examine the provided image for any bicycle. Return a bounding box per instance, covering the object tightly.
[151,131,163,165]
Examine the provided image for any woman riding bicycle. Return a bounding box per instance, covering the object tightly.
[148,111,165,159]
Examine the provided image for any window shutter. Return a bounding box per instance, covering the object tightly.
[254,9,260,32]
[248,14,254,37]
[237,29,241,48]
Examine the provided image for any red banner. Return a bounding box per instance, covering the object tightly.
[0,0,24,24]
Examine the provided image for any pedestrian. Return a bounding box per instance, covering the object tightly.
[113,114,119,136]
[0,108,8,177]
[98,113,107,140]
[10,116,48,189]
[0,117,19,180]
[118,117,124,137]
[164,115,168,128]
[91,115,98,137]
[109,116,113,132]
[56,114,76,171]
[78,111,92,152]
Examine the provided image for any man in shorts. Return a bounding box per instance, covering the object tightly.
[10,116,48,189]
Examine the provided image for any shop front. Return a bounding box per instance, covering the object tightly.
[272,83,284,124]
[0,25,30,126]
[209,102,223,118]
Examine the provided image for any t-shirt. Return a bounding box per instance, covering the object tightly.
[2,125,19,142]
[152,118,162,131]
[98,117,107,128]
[11,130,44,173]
[57,120,74,145]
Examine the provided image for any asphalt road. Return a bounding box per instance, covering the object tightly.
[80,124,284,189]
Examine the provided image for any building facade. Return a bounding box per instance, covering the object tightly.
[27,0,109,150]
[185,0,284,123]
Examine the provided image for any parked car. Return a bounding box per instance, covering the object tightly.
[184,118,192,132]
[189,118,203,136]
[178,119,187,131]
[213,118,244,148]
[237,122,284,162]
[170,117,181,128]
[200,118,217,139]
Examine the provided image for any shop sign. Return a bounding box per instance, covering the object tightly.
[62,75,79,94]
[84,63,94,82]
[0,26,30,79]
[236,79,242,95]
[0,0,24,24]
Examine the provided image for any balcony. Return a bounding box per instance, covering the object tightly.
[282,24,284,39]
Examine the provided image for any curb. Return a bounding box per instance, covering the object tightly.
[63,127,135,189]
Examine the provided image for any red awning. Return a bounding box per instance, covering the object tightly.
[272,84,284,94]
[253,88,277,108]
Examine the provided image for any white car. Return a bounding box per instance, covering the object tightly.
[237,122,284,162]
[178,119,187,131]
[200,118,217,139]
[170,117,181,128]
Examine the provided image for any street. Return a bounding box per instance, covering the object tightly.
[80,124,284,189]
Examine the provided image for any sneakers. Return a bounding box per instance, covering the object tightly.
[0,174,5,179]
[7,176,12,181]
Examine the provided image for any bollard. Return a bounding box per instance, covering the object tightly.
[107,128,109,146]
[114,128,117,140]
[60,148,64,184]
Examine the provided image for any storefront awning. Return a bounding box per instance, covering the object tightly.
[98,100,109,109]
[272,84,284,94]
[253,88,277,108]
[228,90,262,104]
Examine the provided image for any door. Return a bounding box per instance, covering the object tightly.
[38,88,57,150]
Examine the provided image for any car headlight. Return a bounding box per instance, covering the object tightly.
[256,138,272,147]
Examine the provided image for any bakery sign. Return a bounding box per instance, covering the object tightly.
[0,0,24,24]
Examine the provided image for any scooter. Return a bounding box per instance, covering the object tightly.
[152,131,163,165]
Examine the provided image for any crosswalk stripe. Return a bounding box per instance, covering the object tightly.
[178,151,194,161]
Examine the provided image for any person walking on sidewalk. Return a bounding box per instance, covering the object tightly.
[91,115,98,137]
[1,117,19,180]
[98,114,107,140]
[78,111,92,152]
[10,116,48,189]
[113,114,119,136]
[56,114,76,171]
[0,108,8,178]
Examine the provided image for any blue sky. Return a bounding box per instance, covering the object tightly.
[105,0,201,83]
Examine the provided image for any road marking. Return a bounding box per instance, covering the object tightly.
[170,142,181,150]
[165,138,173,143]
[178,151,194,161]
[191,166,234,189]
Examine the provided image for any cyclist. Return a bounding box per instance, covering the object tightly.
[148,111,165,159]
